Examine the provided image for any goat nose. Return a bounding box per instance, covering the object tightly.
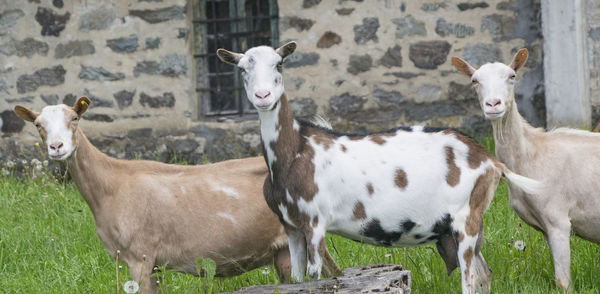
[485,99,501,107]
[254,90,271,99]
[50,142,63,151]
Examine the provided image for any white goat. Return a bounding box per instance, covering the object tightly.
[14,98,297,293]
[217,42,542,294]
[452,49,600,291]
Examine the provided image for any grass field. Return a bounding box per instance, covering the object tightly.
[1,139,599,293]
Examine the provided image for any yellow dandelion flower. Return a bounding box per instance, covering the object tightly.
[35,142,40,147]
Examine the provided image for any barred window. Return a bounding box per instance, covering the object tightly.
[193,0,279,117]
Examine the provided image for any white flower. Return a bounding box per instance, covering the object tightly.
[514,240,526,251]
[31,158,41,166]
[6,161,14,168]
[35,164,43,172]
[384,253,392,258]
[21,160,27,166]
[118,265,122,270]
[261,267,270,275]
[42,160,48,167]
[123,280,139,293]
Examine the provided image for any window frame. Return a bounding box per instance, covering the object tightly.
[192,0,279,119]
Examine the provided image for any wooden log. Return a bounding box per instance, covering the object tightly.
[225,264,411,294]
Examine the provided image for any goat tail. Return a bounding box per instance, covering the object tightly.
[495,161,544,195]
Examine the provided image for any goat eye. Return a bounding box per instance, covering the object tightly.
[35,123,40,128]
[509,74,516,80]
[471,79,478,84]
[72,117,78,121]
[276,62,283,72]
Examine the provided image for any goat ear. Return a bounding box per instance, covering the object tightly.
[217,49,243,66]
[275,41,297,59]
[509,48,528,72]
[73,96,91,116]
[451,57,476,77]
[14,105,39,122]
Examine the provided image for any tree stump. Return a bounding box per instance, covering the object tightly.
[225,264,411,293]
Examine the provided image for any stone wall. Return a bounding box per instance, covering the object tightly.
[279,0,545,136]
[4,0,598,166]
[0,0,262,165]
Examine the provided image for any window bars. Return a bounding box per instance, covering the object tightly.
[193,0,279,117]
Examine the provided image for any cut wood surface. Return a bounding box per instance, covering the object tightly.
[225,264,411,294]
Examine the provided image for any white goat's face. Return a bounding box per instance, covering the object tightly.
[470,63,516,119]
[217,42,297,111]
[14,97,91,161]
[452,48,528,120]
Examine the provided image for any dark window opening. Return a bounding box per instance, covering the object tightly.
[193,0,279,117]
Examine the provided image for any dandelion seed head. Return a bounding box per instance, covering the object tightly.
[514,240,526,251]
[6,161,15,168]
[261,267,270,275]
[123,280,139,294]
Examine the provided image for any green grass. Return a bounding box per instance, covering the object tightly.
[1,146,599,293]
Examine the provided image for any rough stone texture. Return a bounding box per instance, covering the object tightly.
[481,14,515,41]
[106,35,139,53]
[280,16,315,32]
[336,8,354,15]
[0,38,49,58]
[134,54,187,77]
[84,113,114,122]
[330,93,367,115]
[421,2,447,11]
[458,2,489,11]
[0,9,24,30]
[373,86,403,107]
[140,92,175,108]
[406,103,467,121]
[79,65,125,81]
[34,7,70,36]
[55,40,95,58]
[383,72,424,79]
[379,45,402,68]
[448,81,478,102]
[415,84,442,103]
[409,41,451,69]
[435,18,475,38]
[0,110,25,133]
[317,31,342,48]
[6,96,34,104]
[17,65,66,94]
[79,7,115,31]
[41,94,59,105]
[53,0,64,9]
[391,15,426,39]
[145,37,160,49]
[284,52,320,68]
[303,0,322,8]
[347,54,372,75]
[129,6,185,24]
[63,93,77,106]
[462,43,502,67]
[83,89,115,108]
[289,98,317,119]
[114,90,135,109]
[354,17,379,44]
[177,28,187,39]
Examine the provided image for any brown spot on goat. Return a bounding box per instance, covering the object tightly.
[366,182,374,195]
[313,134,335,150]
[466,168,496,236]
[312,216,319,227]
[369,132,395,145]
[458,232,465,243]
[445,146,461,187]
[463,246,474,277]
[394,168,408,189]
[443,129,491,169]
[285,141,319,202]
[340,144,347,152]
[352,202,367,220]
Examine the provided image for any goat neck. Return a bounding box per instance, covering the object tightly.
[259,93,301,183]
[65,128,118,216]
[491,98,538,171]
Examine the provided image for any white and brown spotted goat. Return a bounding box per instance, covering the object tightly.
[14,98,299,294]
[453,49,600,291]
[217,42,543,293]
